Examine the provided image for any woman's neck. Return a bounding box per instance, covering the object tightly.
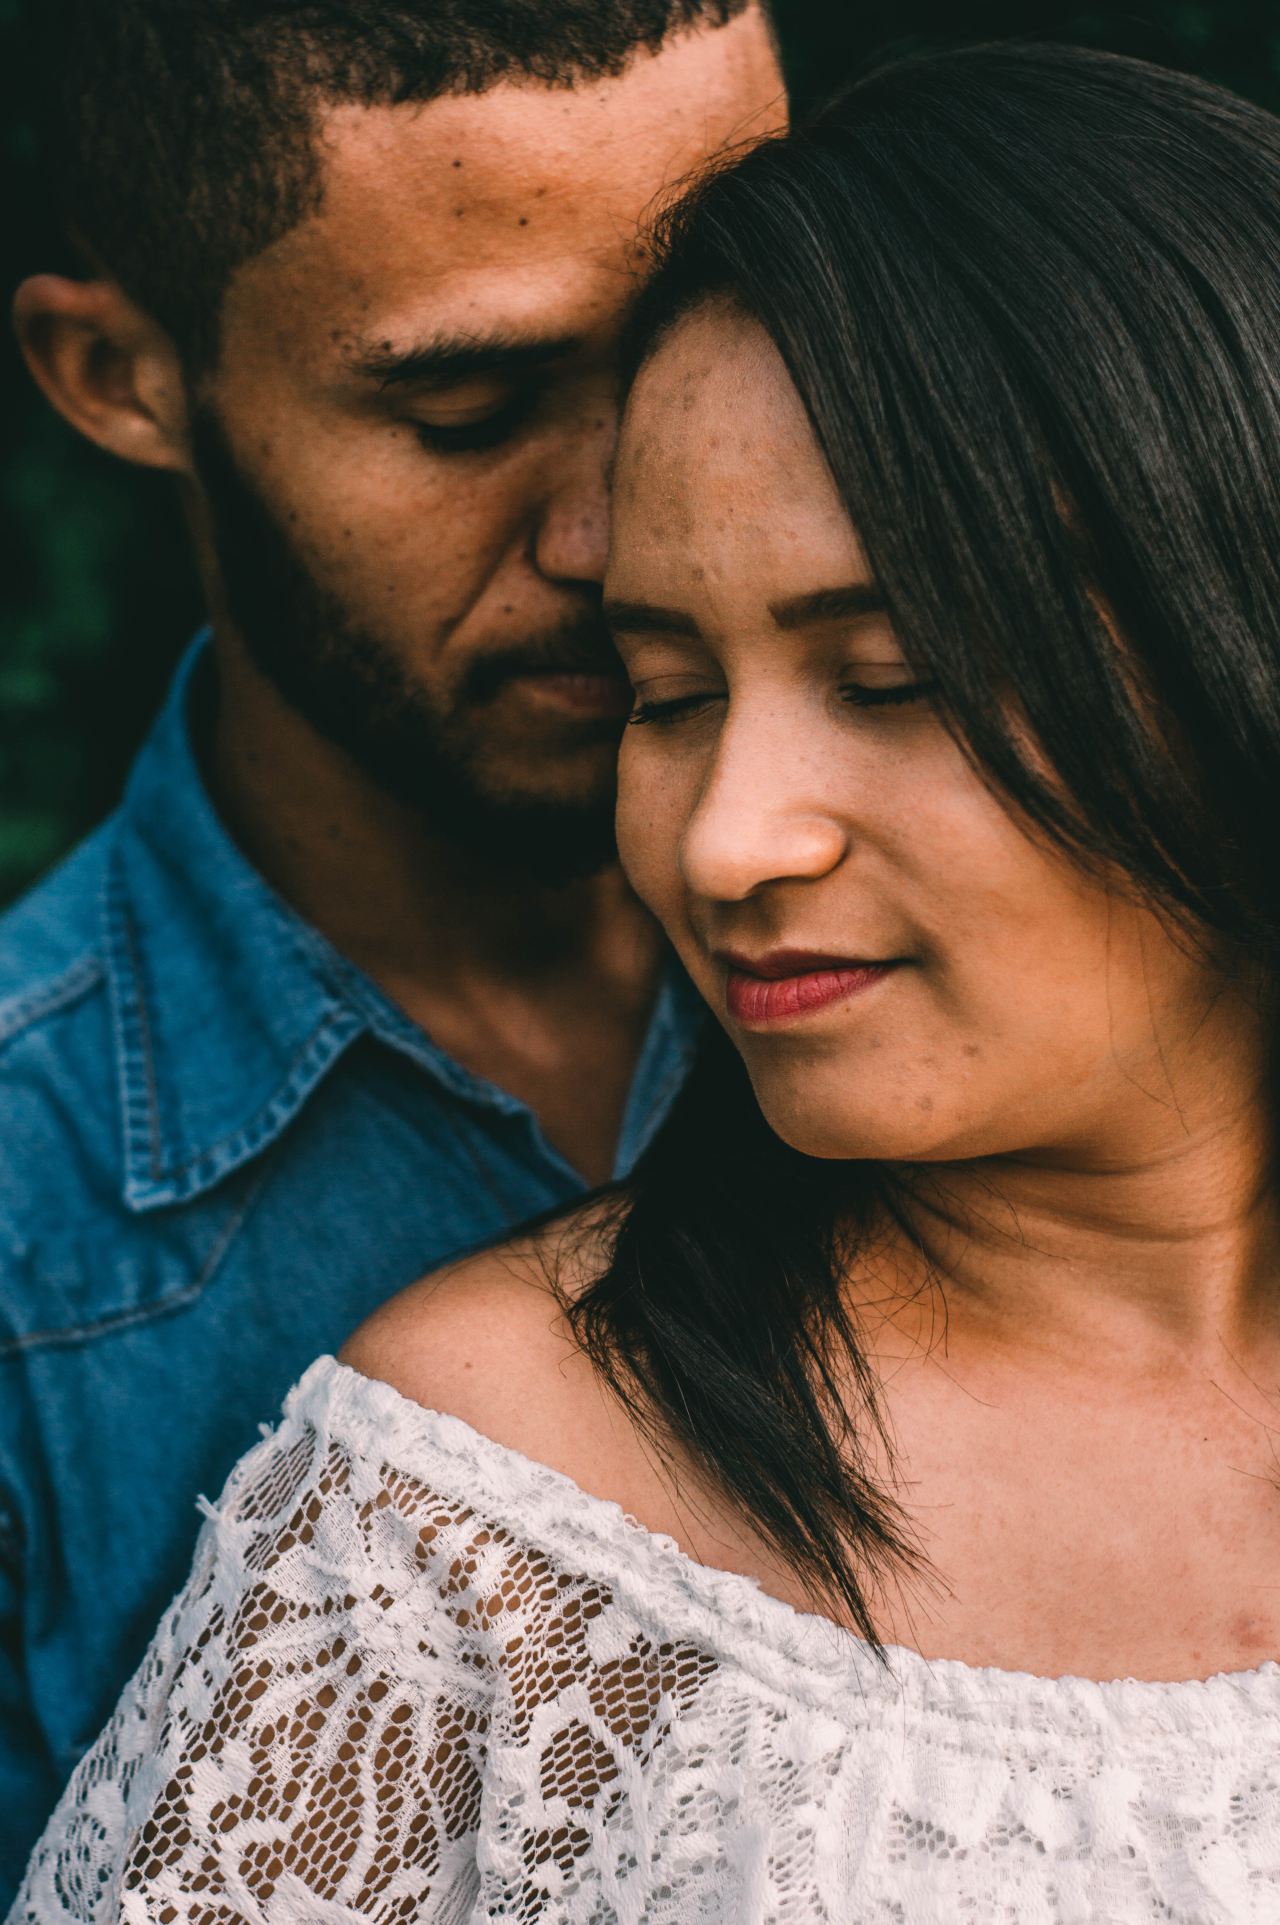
[877,1070,1280,1372]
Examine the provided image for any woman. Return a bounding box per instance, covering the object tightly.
[13,41,1280,1922]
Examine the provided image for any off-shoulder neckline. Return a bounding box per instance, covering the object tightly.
[280,1353,1280,1734]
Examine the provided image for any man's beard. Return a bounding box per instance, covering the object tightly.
[190,409,622,887]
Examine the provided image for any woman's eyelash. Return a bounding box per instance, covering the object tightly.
[411,391,536,454]
[627,693,718,727]
[841,679,939,709]
[626,681,939,727]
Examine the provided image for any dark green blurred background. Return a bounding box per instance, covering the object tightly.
[3,0,1278,907]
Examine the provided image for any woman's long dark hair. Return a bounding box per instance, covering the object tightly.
[561,43,1280,1650]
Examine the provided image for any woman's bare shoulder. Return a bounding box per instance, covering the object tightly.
[338,1199,635,1485]
[340,1199,788,1596]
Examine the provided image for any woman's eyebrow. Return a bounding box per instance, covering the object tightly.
[603,585,887,638]
[769,584,887,628]
[602,599,701,637]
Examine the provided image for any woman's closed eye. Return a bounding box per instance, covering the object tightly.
[628,690,722,726]
[841,677,939,709]
[627,678,939,727]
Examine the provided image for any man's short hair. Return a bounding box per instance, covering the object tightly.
[54,0,756,370]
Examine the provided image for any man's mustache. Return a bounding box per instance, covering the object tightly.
[461,624,627,705]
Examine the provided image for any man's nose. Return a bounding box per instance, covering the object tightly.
[533,411,614,588]
[680,715,850,903]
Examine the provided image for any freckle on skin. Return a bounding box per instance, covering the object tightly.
[455,206,465,218]
[963,1043,981,1058]
[518,216,528,227]
[452,158,462,168]
[1232,1612,1269,1647]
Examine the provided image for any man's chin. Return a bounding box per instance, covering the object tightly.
[371,745,620,884]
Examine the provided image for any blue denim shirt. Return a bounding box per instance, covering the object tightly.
[0,636,702,1903]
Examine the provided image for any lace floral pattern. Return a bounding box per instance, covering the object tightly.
[11,1356,1280,1923]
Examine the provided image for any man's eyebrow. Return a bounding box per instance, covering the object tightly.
[602,599,701,638]
[350,331,581,390]
[769,584,887,629]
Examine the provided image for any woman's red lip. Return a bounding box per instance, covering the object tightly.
[722,957,900,1026]
[717,949,886,981]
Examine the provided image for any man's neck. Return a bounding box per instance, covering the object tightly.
[204,633,657,1001]
[201,633,666,1184]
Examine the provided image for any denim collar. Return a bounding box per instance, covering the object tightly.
[104,636,566,1211]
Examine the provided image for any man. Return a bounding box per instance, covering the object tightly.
[0,0,784,1888]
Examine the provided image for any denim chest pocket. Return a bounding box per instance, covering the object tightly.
[0,1167,266,1359]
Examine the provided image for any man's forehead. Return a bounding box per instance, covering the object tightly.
[312,96,658,283]
[280,12,781,285]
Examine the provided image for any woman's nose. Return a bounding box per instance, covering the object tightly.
[679,723,850,902]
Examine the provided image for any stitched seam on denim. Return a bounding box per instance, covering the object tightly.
[0,956,104,1055]
[0,1160,272,1359]
[335,962,526,1113]
[106,833,361,1189]
[151,1009,357,1184]
[103,846,164,1186]
[616,1027,703,1172]
[0,1498,20,1573]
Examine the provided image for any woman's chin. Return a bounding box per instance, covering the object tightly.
[757,1099,954,1164]
[752,1077,995,1164]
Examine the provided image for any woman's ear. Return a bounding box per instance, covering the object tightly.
[12,275,192,474]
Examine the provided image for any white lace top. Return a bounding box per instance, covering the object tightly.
[11,1355,1280,1924]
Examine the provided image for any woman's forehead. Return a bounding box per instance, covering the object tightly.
[610,309,871,608]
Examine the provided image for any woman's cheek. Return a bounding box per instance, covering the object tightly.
[616,745,691,925]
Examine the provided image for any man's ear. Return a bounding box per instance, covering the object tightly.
[12,275,192,474]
